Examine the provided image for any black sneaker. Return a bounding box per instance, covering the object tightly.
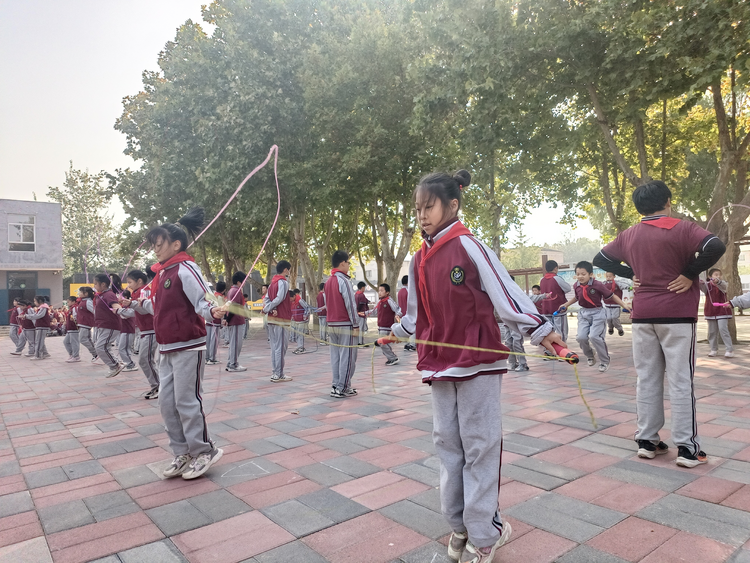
[637,440,669,459]
[676,446,707,468]
[618,329,625,336]
[608,328,614,335]
[330,389,345,398]
[385,358,399,366]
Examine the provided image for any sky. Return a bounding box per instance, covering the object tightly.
[0,0,601,247]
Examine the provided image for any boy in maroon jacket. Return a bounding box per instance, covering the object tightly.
[360,283,401,366]
[355,281,370,346]
[316,282,327,344]
[225,272,247,372]
[325,251,359,398]
[63,296,80,362]
[92,274,122,377]
[24,296,51,360]
[9,298,27,355]
[539,260,572,342]
[398,275,415,352]
[594,180,725,468]
[263,261,293,382]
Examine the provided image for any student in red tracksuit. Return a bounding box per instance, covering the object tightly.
[389,169,562,563]
[225,272,247,372]
[24,296,51,360]
[316,282,328,344]
[76,287,99,362]
[63,296,80,362]
[18,301,37,357]
[123,270,160,399]
[325,251,359,398]
[263,260,293,382]
[9,298,27,355]
[398,275,415,352]
[117,289,138,372]
[354,282,370,345]
[360,283,401,365]
[539,260,571,342]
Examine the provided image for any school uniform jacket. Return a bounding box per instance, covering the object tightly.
[20,307,35,330]
[529,293,545,313]
[392,220,552,383]
[130,286,155,335]
[226,286,246,326]
[25,304,51,328]
[364,296,400,330]
[65,307,78,332]
[539,274,571,315]
[263,276,292,322]
[316,291,326,318]
[76,298,96,328]
[397,287,408,317]
[325,271,358,328]
[94,290,121,331]
[573,279,613,309]
[117,307,136,334]
[702,279,732,320]
[140,260,215,353]
[603,279,630,308]
[9,307,19,327]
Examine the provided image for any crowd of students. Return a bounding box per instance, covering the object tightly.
[4,172,745,563]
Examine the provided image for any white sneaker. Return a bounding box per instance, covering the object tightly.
[448,531,468,561]
[66,357,81,363]
[586,357,596,367]
[182,448,223,479]
[725,351,735,358]
[163,454,192,478]
[122,364,139,372]
[708,350,718,357]
[461,521,512,563]
[598,363,609,373]
[271,375,293,383]
[226,365,248,372]
[105,365,122,378]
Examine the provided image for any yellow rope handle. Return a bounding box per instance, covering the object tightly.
[207,293,598,428]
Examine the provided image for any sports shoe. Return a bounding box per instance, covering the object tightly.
[43,353,51,359]
[163,454,192,478]
[447,530,468,561]
[543,350,555,361]
[618,329,625,336]
[122,363,138,372]
[598,363,609,373]
[10,351,22,356]
[205,359,220,365]
[66,357,81,363]
[271,375,293,383]
[514,364,529,372]
[144,387,159,400]
[105,365,122,378]
[587,357,596,367]
[637,440,669,459]
[226,365,248,372]
[293,348,306,354]
[461,521,512,563]
[608,328,614,335]
[24,353,33,357]
[676,446,707,468]
[385,358,400,366]
[330,388,345,398]
[92,357,104,365]
[91,355,99,362]
[343,387,358,396]
[182,448,223,479]
[320,341,328,346]
[29,357,38,361]
[708,350,718,357]
[725,351,735,358]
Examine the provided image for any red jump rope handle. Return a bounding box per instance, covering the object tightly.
[552,342,579,365]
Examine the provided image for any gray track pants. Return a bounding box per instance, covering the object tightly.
[23,329,36,355]
[34,328,48,358]
[95,328,120,368]
[159,349,213,457]
[605,306,623,332]
[378,328,397,362]
[357,317,367,345]
[79,327,97,359]
[577,307,609,364]
[501,325,526,368]
[11,325,26,353]
[633,322,701,454]
[119,333,135,366]
[139,333,159,389]
[544,313,569,342]
[319,317,327,341]
[329,326,357,392]
[268,323,288,376]
[291,321,305,350]
[206,324,220,362]
[64,330,80,358]
[707,318,733,353]
[432,374,504,548]
[226,325,243,369]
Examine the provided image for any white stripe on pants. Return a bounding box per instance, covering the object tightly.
[707,318,733,353]
[544,313,569,342]
[226,325,243,369]
[206,324,220,362]
[23,329,36,355]
[34,328,48,358]
[432,373,504,548]
[632,322,701,454]
[268,323,288,376]
[329,326,357,392]
[64,330,80,358]
[378,328,397,361]
[605,306,623,332]
[119,333,135,366]
[79,327,97,359]
[11,325,26,352]
[159,349,213,456]
[138,333,159,389]
[576,307,609,364]
[95,328,120,368]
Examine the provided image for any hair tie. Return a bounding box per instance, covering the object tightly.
[459,184,463,190]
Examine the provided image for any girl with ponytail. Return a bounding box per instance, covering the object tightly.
[131,208,225,480]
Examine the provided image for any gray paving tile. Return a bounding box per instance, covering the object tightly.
[506,492,625,542]
[637,494,750,547]
[188,489,251,522]
[501,464,568,490]
[344,434,389,449]
[136,423,167,437]
[296,462,355,487]
[38,499,95,534]
[14,443,51,459]
[297,488,370,523]
[510,457,586,481]
[700,437,748,458]
[597,460,698,492]
[336,417,391,433]
[24,467,69,489]
[254,540,329,563]
[262,499,334,537]
[728,548,750,563]
[0,460,21,477]
[712,459,750,485]
[501,416,540,433]
[556,544,629,563]
[317,437,368,454]
[0,490,34,518]
[118,539,188,563]
[206,457,284,487]
[87,442,129,458]
[88,556,121,563]
[84,490,140,521]
[394,541,454,563]
[379,500,450,539]
[265,434,309,449]
[62,460,106,480]
[399,436,436,454]
[241,439,285,456]
[47,438,82,453]
[391,462,439,487]
[113,465,161,488]
[146,500,211,536]
[322,456,380,478]
[408,488,442,513]
[502,434,559,456]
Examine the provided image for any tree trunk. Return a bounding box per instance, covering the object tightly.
[373,200,416,286]
[199,241,215,284]
[633,117,651,183]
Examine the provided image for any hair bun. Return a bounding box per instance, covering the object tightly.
[453,169,471,189]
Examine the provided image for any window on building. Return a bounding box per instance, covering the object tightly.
[8,215,35,252]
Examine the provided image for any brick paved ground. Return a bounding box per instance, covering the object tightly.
[2,317,750,563]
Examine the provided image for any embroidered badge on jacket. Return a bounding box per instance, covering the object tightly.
[164,279,172,289]
[450,266,465,286]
